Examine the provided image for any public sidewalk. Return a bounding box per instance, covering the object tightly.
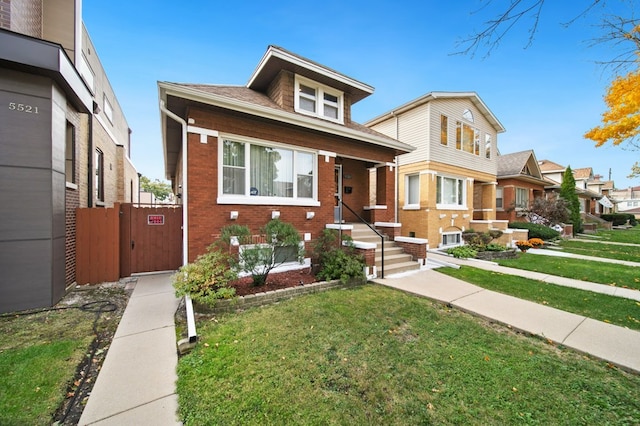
[373,253,640,373]
[79,272,181,426]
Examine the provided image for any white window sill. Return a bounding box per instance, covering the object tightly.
[436,204,468,210]
[403,205,420,210]
[217,196,321,207]
[65,182,78,190]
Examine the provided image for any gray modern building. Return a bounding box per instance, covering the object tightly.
[0,0,138,313]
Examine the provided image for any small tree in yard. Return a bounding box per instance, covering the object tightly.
[219,219,303,287]
[526,196,569,227]
[560,166,583,235]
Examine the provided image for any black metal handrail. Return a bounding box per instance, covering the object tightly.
[341,201,385,278]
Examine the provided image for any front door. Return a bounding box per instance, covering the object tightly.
[334,165,342,223]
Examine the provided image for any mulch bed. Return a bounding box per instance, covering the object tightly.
[229,268,318,296]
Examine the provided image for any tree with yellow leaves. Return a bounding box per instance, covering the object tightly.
[585,23,640,149]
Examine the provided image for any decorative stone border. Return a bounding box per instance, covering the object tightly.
[196,278,365,315]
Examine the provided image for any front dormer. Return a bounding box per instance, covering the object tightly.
[247,45,372,125]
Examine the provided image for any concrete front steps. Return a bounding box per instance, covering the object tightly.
[350,223,421,276]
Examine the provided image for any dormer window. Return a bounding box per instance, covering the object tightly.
[295,76,343,123]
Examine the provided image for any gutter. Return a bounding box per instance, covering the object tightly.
[159,100,188,266]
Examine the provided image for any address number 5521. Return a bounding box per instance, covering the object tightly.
[8,102,39,114]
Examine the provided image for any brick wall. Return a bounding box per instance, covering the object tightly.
[65,105,82,286]
[183,106,397,261]
[496,178,546,222]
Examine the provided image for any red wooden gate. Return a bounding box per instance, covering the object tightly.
[76,204,182,284]
[120,204,183,276]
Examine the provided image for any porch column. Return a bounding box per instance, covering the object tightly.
[375,163,395,223]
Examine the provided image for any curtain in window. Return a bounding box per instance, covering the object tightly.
[251,145,293,197]
[296,152,313,198]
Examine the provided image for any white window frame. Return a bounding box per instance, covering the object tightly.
[496,187,504,210]
[515,187,529,209]
[404,174,420,209]
[436,175,467,210]
[217,134,320,206]
[441,232,462,248]
[294,75,344,124]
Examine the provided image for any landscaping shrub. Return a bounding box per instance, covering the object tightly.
[485,243,507,252]
[218,219,304,287]
[601,213,638,227]
[508,222,560,240]
[173,245,237,307]
[312,229,366,283]
[446,245,478,258]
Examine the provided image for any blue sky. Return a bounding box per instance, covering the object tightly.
[83,0,637,189]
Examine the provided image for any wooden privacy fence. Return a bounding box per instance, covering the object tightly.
[76,203,183,285]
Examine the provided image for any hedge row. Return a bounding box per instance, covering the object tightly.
[601,213,638,227]
[507,222,560,240]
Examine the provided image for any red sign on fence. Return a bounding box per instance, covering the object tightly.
[147,214,165,225]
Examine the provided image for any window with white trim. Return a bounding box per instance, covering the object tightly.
[221,138,316,202]
[485,134,492,159]
[515,187,529,209]
[294,76,344,123]
[440,115,448,145]
[436,175,466,208]
[442,232,461,247]
[406,174,420,207]
[455,121,481,156]
[496,187,504,210]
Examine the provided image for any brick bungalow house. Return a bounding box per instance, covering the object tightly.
[0,0,137,313]
[158,45,416,269]
[365,92,508,248]
[496,150,547,222]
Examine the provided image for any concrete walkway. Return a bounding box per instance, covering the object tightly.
[79,272,181,426]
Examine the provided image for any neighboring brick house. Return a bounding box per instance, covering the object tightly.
[365,92,506,248]
[496,150,547,222]
[158,45,414,266]
[0,0,137,313]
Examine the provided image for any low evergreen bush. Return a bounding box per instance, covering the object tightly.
[446,245,478,259]
[601,213,638,227]
[508,222,560,240]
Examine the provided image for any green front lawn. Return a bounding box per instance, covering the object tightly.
[557,240,640,262]
[177,285,640,425]
[439,266,640,331]
[497,253,640,290]
[591,227,640,244]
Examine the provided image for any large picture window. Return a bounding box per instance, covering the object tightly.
[220,137,316,204]
[455,121,483,156]
[295,76,344,123]
[436,175,465,207]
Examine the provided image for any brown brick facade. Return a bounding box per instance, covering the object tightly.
[184,106,397,261]
[496,178,546,222]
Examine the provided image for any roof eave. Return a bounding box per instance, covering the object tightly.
[158,82,414,155]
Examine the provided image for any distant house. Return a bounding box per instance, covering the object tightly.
[496,150,547,222]
[0,2,137,313]
[538,160,608,216]
[158,45,415,268]
[611,186,640,214]
[366,92,506,248]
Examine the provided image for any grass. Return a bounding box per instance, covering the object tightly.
[438,266,640,331]
[0,286,129,426]
[0,308,93,425]
[177,284,640,425]
[496,253,640,291]
[589,227,640,244]
[556,239,640,262]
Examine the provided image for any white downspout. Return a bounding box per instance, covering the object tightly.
[160,100,188,265]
